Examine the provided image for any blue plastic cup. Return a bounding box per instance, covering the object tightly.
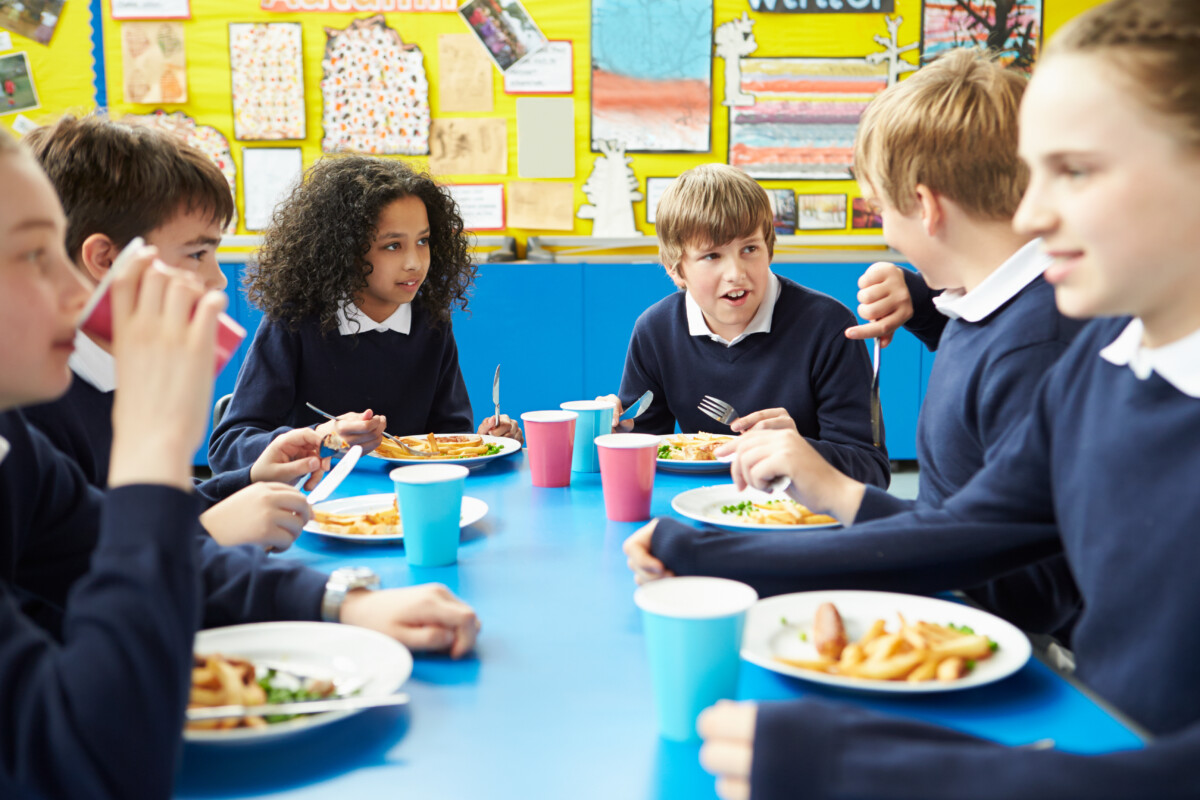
[390,464,469,567]
[634,577,759,741]
[560,400,614,473]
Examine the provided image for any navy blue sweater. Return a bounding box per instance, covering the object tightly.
[653,318,1200,797]
[210,309,473,473]
[617,276,889,487]
[899,266,947,351]
[22,373,251,505]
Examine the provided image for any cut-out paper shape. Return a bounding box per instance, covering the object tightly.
[429,117,507,175]
[797,193,847,231]
[715,13,756,107]
[445,184,505,230]
[321,14,430,155]
[0,0,65,45]
[644,176,675,226]
[577,139,643,237]
[230,23,306,141]
[591,0,712,153]
[122,21,187,104]
[922,0,1041,73]
[867,14,918,86]
[510,181,574,231]
[516,97,573,179]
[242,147,303,231]
[765,188,796,235]
[0,52,39,116]
[261,0,458,12]
[458,0,548,72]
[112,0,191,20]
[123,110,238,232]
[437,33,493,113]
[851,196,882,230]
[503,40,572,95]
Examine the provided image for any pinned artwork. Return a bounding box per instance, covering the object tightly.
[262,0,457,13]
[111,0,191,19]
[445,184,505,231]
[577,139,643,237]
[516,97,573,179]
[591,0,712,153]
[0,0,65,45]
[850,196,882,230]
[242,147,303,231]
[429,117,507,175]
[321,14,430,155]
[922,0,1041,73]
[796,193,847,231]
[123,110,238,233]
[765,189,796,235]
[503,40,572,95]
[746,0,893,13]
[230,23,306,141]
[0,52,39,116]
[509,181,574,231]
[643,176,675,226]
[715,13,757,108]
[121,22,187,104]
[437,33,493,113]
[458,0,548,72]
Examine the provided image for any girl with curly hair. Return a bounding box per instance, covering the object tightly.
[209,156,522,473]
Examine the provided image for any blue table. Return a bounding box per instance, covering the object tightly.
[174,453,1143,799]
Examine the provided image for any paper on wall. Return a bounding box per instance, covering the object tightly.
[111,0,191,19]
[428,117,506,175]
[121,21,187,104]
[242,147,303,231]
[516,97,573,179]
[503,40,572,94]
[230,23,306,141]
[437,34,493,113]
[445,184,505,230]
[508,181,574,231]
[644,177,674,225]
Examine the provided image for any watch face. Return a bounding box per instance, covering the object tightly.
[334,567,380,589]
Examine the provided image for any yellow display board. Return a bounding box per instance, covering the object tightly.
[8,0,1107,250]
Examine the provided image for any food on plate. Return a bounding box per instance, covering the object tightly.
[312,498,401,537]
[657,432,734,461]
[373,432,502,460]
[774,605,999,683]
[188,653,338,730]
[719,497,838,526]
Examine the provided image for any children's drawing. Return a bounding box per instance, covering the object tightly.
[591,0,712,153]
[796,193,847,231]
[866,14,918,86]
[766,188,796,235]
[851,196,882,229]
[715,13,757,108]
[122,110,238,233]
[230,23,306,141]
[577,139,643,237]
[321,14,430,155]
[122,22,187,105]
[921,1,1041,73]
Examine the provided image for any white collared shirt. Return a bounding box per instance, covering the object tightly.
[932,238,1052,323]
[685,271,782,348]
[69,330,117,393]
[1100,318,1200,399]
[0,434,9,467]
[336,302,412,336]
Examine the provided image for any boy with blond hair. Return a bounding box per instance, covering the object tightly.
[602,162,888,487]
[626,50,1084,638]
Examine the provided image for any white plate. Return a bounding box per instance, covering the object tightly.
[741,590,1032,694]
[671,485,842,531]
[304,493,488,542]
[187,621,413,744]
[656,435,734,473]
[365,434,521,469]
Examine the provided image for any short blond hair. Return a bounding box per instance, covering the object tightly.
[853,49,1027,219]
[655,163,775,275]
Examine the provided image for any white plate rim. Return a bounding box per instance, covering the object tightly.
[655,434,734,473]
[186,621,413,743]
[740,590,1032,694]
[670,484,842,531]
[303,493,488,542]
[364,434,521,467]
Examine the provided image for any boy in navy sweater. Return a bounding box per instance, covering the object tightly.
[673,2,1200,797]
[600,164,888,487]
[627,51,1085,637]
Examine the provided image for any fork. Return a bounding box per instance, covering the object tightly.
[304,401,425,457]
[698,395,790,493]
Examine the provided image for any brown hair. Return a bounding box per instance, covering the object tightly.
[854,48,1028,220]
[655,163,775,277]
[1043,0,1200,152]
[23,114,234,261]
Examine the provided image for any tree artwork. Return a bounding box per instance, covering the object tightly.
[577,139,644,237]
[715,13,758,107]
[921,0,1042,73]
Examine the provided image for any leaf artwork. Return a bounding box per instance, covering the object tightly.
[321,14,431,155]
[229,23,306,141]
[122,22,187,104]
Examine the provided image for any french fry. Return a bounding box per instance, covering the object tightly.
[859,619,887,646]
[847,650,926,681]
[930,634,993,661]
[775,656,835,672]
[937,656,967,682]
[837,642,866,671]
[426,432,440,455]
[906,658,940,683]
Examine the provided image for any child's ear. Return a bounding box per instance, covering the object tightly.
[78,233,120,285]
[914,184,944,237]
[663,261,686,289]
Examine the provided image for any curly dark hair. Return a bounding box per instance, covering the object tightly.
[246,156,475,332]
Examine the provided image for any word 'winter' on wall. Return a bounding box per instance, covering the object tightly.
[746,0,894,12]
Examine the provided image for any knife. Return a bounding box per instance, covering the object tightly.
[491,364,501,428]
[870,338,882,448]
[619,390,654,422]
[187,692,411,721]
[305,445,362,505]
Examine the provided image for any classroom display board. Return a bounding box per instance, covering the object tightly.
[2,0,1103,250]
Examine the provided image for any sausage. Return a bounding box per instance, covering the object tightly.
[813,602,848,660]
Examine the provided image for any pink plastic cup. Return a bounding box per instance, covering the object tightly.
[595,433,659,521]
[520,410,578,487]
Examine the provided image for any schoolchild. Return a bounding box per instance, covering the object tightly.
[600,163,888,487]
[209,155,522,473]
[629,51,1086,637]
[683,2,1200,796]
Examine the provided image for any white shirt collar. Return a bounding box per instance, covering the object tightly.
[685,271,782,348]
[336,302,412,336]
[69,330,117,393]
[932,238,1051,323]
[1100,318,1200,398]
[0,434,9,467]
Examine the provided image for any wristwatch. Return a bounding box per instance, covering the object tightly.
[321,566,381,622]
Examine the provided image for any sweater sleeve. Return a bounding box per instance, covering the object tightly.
[425,322,474,433]
[0,481,202,800]
[194,465,253,507]
[853,484,917,522]
[208,320,301,473]
[899,267,947,352]
[751,698,1193,800]
[620,317,676,436]
[197,535,326,628]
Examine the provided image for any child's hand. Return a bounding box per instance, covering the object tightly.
[715,430,865,524]
[844,262,912,348]
[199,482,311,552]
[730,408,797,434]
[596,394,634,432]
[622,519,675,585]
[108,248,223,491]
[697,700,758,800]
[315,409,387,453]
[338,583,480,659]
[251,427,328,487]
[478,414,524,444]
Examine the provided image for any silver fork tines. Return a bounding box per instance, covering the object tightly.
[698,395,738,428]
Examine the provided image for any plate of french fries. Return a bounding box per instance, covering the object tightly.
[186,622,412,743]
[305,493,488,542]
[656,433,735,473]
[366,433,521,468]
[740,590,1031,693]
[671,485,841,531]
